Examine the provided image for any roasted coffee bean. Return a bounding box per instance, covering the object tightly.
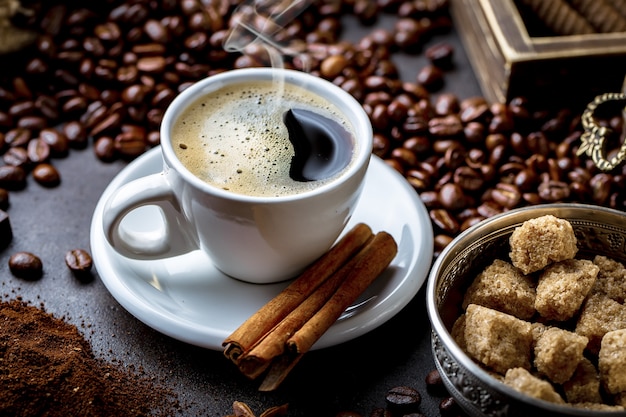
[9,100,36,118]
[391,148,418,168]
[0,165,26,190]
[373,133,390,157]
[434,93,459,116]
[32,163,61,187]
[439,396,462,417]
[416,65,443,91]
[491,183,521,209]
[39,128,69,157]
[3,147,30,168]
[425,42,454,69]
[114,130,146,158]
[65,248,93,278]
[5,128,31,148]
[538,179,570,202]
[590,173,612,205]
[17,116,47,131]
[63,121,88,149]
[91,112,122,137]
[8,251,43,280]
[0,209,12,249]
[94,136,116,162]
[385,386,421,413]
[439,183,466,211]
[425,369,446,396]
[320,55,348,79]
[434,233,453,255]
[27,139,51,164]
[428,115,463,137]
[476,201,503,218]
[453,166,483,191]
[35,95,60,121]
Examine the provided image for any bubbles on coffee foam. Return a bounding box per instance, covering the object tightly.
[173,81,352,197]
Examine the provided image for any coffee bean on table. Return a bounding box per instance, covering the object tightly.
[27,138,51,163]
[425,42,454,69]
[39,128,69,157]
[3,147,30,168]
[8,251,43,280]
[0,209,12,249]
[65,248,93,277]
[416,65,444,91]
[385,386,421,413]
[0,165,27,190]
[32,163,61,187]
[439,396,462,417]
[94,136,116,161]
[425,369,447,396]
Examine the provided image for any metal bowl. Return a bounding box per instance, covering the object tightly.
[426,203,626,417]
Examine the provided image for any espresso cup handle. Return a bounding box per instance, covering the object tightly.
[102,173,200,259]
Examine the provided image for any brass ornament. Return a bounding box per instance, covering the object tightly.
[577,92,626,171]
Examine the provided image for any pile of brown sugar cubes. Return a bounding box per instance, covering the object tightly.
[452,214,626,411]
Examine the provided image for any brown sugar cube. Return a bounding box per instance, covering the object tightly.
[464,304,533,375]
[509,215,578,275]
[531,322,549,345]
[534,327,588,384]
[451,314,467,351]
[591,255,626,303]
[462,259,536,320]
[563,357,603,404]
[535,259,598,321]
[599,329,626,395]
[575,294,626,355]
[504,367,565,404]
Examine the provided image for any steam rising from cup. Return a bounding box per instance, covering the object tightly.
[223,0,313,71]
[222,0,353,183]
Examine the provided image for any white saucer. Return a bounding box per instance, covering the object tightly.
[90,147,434,351]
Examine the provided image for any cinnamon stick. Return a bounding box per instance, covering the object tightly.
[258,352,304,392]
[223,223,373,362]
[286,231,398,355]
[236,235,374,379]
[256,231,398,391]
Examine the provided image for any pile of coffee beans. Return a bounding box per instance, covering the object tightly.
[2,0,622,266]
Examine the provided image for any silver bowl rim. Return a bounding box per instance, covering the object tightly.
[426,203,626,415]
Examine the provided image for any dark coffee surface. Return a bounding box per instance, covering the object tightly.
[0,11,481,417]
[285,108,353,182]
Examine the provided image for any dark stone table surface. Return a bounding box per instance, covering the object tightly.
[0,13,481,417]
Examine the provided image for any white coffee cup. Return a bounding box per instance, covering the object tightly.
[101,68,373,284]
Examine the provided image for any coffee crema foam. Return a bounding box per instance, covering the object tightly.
[173,80,356,197]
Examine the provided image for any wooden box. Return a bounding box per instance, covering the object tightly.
[450,0,626,105]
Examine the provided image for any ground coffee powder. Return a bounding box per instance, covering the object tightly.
[0,299,179,417]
